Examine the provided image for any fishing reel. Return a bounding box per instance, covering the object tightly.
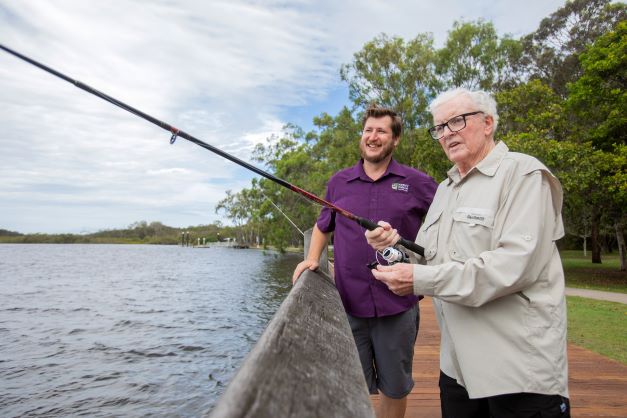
[367,246,409,270]
[382,247,409,264]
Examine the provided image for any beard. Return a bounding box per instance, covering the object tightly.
[360,140,396,164]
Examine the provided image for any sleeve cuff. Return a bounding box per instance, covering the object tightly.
[412,264,438,296]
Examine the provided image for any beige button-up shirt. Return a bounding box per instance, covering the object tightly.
[413,141,568,398]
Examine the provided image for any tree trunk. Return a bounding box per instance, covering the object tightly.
[616,222,626,271]
[580,235,587,257]
[591,212,602,264]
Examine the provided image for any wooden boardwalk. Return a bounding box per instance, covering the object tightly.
[372,297,627,418]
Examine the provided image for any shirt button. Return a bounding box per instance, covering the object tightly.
[523,234,533,241]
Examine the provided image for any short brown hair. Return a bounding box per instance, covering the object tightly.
[361,105,402,139]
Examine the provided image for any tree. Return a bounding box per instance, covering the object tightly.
[567,21,627,151]
[504,131,625,266]
[565,21,627,268]
[340,33,439,132]
[436,20,523,91]
[215,189,259,244]
[496,79,568,140]
[519,0,626,96]
[497,19,626,267]
[214,7,626,259]
[310,107,361,174]
[218,124,331,250]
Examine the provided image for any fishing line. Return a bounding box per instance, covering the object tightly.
[261,193,304,236]
[0,44,425,257]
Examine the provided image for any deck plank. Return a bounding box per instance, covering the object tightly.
[372,297,627,417]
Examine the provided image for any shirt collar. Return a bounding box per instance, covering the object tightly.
[447,141,509,185]
[346,158,406,182]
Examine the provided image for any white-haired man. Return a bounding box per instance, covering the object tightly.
[365,88,570,417]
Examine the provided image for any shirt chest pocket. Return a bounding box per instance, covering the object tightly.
[417,210,442,262]
[451,207,495,262]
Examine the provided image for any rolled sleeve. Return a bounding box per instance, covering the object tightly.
[316,182,336,233]
[316,206,335,233]
[412,264,438,296]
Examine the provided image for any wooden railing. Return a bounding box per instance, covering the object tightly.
[208,230,374,418]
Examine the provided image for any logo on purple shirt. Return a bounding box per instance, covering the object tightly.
[392,182,409,192]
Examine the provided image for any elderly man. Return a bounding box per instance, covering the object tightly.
[365,88,570,418]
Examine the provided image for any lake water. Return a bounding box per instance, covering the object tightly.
[0,244,301,417]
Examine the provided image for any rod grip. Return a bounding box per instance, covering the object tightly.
[356,217,380,231]
[356,217,425,257]
[397,238,425,257]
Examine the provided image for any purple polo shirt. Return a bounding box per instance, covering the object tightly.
[317,159,437,318]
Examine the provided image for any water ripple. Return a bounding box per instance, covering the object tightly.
[0,244,297,417]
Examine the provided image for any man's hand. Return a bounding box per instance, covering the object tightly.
[292,259,320,284]
[364,220,400,250]
[371,263,414,296]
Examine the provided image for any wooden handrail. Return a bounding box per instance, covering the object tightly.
[208,232,373,417]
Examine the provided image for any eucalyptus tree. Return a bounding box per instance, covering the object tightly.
[496,79,568,140]
[340,33,439,132]
[567,21,627,152]
[214,5,626,254]
[566,22,627,268]
[215,188,262,245]
[310,107,362,175]
[436,20,523,91]
[250,125,328,249]
[519,0,626,97]
[502,114,625,266]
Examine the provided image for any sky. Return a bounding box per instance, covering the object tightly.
[0,0,566,234]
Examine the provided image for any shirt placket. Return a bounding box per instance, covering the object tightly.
[367,180,381,316]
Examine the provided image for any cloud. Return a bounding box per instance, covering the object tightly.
[0,0,565,233]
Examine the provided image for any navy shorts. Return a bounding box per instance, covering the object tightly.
[347,304,420,398]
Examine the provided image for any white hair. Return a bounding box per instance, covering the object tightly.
[428,88,499,134]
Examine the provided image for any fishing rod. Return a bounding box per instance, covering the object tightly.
[0,43,425,257]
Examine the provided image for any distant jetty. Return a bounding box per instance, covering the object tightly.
[196,241,250,249]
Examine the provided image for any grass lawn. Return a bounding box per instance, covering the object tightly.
[567,296,627,365]
[560,251,626,363]
[560,250,627,293]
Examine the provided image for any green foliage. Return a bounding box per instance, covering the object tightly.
[0,221,230,245]
[437,19,523,91]
[340,33,439,131]
[519,0,626,96]
[567,21,627,151]
[505,134,625,248]
[496,80,567,139]
[213,4,625,263]
[410,130,451,183]
[311,107,362,174]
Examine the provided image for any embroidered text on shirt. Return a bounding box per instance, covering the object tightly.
[392,183,409,192]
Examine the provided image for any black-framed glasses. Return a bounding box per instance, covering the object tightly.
[427,111,484,140]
